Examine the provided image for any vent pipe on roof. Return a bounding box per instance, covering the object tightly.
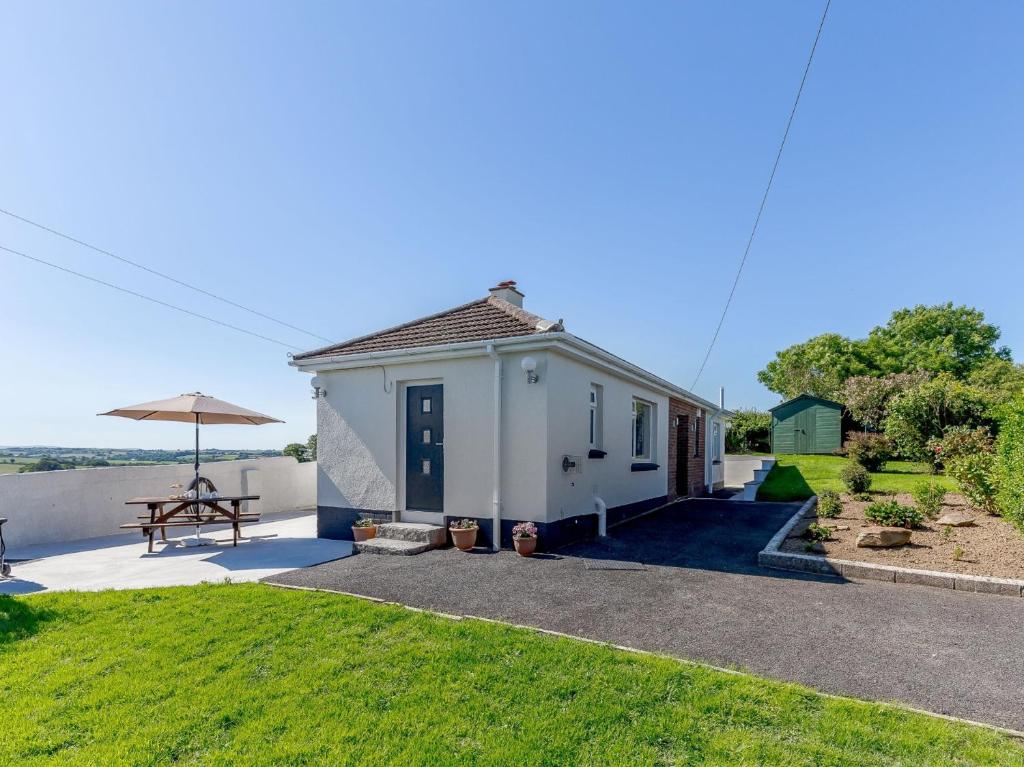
[489,280,524,307]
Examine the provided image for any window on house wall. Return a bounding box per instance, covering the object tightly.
[712,421,721,461]
[694,412,702,458]
[589,384,603,449]
[632,399,653,461]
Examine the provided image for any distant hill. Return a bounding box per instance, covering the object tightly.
[0,446,282,474]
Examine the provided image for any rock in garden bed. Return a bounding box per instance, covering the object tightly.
[779,492,1024,580]
[856,527,912,548]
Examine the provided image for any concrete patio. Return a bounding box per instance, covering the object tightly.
[1,511,351,594]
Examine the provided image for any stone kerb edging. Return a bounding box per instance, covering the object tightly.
[757,496,1024,598]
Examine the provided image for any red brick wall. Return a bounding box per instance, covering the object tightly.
[667,398,708,500]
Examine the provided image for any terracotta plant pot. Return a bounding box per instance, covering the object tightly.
[352,525,377,542]
[450,526,478,551]
[513,536,537,557]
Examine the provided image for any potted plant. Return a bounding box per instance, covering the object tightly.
[352,517,377,542]
[512,521,538,557]
[449,518,479,551]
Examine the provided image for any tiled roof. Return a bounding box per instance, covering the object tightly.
[293,296,562,360]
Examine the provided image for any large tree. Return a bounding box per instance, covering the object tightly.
[968,358,1024,404]
[756,333,870,400]
[865,303,1010,378]
[759,303,1012,401]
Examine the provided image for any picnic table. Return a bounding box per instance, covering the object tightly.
[121,495,260,552]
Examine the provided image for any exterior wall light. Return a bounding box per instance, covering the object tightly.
[521,356,539,384]
[310,375,327,399]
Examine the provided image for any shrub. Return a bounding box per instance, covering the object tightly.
[911,481,947,520]
[804,522,832,542]
[844,432,892,472]
[947,452,1000,515]
[725,409,771,453]
[882,374,994,461]
[853,492,873,502]
[864,498,923,528]
[840,462,872,494]
[817,490,842,518]
[995,392,1024,532]
[842,372,931,431]
[926,425,994,473]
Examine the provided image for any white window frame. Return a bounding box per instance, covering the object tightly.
[588,384,603,450]
[631,398,654,461]
[712,421,721,462]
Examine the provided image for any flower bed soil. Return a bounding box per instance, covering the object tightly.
[779,492,1024,580]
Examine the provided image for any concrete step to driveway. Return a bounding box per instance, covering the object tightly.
[377,523,446,546]
[355,538,433,556]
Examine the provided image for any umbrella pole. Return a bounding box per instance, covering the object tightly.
[184,413,213,547]
[194,413,200,491]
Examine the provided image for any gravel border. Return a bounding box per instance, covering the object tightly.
[757,497,1024,598]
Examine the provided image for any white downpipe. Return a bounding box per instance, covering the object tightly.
[486,344,502,549]
[594,496,607,537]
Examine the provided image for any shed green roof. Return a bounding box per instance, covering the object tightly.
[768,393,844,412]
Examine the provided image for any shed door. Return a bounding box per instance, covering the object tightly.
[406,385,444,511]
[794,408,815,454]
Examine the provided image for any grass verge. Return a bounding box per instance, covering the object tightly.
[757,455,957,502]
[1,584,1020,766]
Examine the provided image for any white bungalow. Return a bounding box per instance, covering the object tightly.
[290,281,730,550]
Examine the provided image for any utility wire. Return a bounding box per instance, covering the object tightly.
[0,206,332,343]
[0,243,302,350]
[690,0,831,391]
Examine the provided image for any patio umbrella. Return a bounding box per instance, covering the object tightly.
[99,392,283,494]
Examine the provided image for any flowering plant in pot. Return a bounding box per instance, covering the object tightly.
[512,521,538,557]
[351,517,377,542]
[449,518,479,551]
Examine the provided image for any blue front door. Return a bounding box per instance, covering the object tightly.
[406,384,444,511]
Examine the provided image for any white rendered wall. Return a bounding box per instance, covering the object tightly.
[543,351,669,521]
[315,356,517,518]
[0,457,315,549]
[497,351,549,522]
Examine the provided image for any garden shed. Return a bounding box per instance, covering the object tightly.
[769,394,843,454]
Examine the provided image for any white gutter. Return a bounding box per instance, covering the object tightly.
[485,343,502,549]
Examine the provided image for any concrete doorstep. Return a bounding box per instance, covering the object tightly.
[757,498,1024,598]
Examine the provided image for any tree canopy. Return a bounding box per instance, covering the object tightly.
[756,333,870,400]
[759,303,1013,401]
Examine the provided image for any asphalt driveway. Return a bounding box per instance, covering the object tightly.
[266,499,1024,732]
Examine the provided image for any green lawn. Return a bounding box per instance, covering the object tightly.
[1,585,1019,766]
[757,454,957,502]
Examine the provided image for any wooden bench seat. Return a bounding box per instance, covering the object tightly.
[122,516,260,529]
[133,514,261,522]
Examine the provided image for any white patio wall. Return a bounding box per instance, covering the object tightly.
[0,457,316,548]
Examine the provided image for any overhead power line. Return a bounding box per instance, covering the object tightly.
[0,243,302,350]
[690,0,831,391]
[0,206,332,343]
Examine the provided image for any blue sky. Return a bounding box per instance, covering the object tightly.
[2,1,1021,449]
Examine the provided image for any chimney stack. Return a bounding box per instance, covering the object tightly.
[488,280,524,308]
